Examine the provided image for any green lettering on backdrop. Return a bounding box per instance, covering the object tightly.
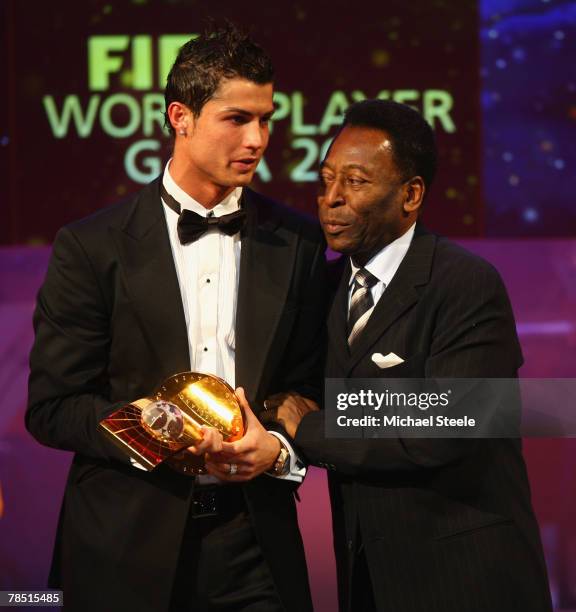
[423,90,456,133]
[158,35,194,86]
[88,35,194,91]
[254,157,272,183]
[142,94,166,136]
[100,94,141,138]
[392,89,419,109]
[88,36,130,91]
[271,92,290,134]
[131,36,153,90]
[125,139,162,182]
[351,91,367,102]
[291,92,318,136]
[319,91,348,134]
[44,34,458,185]
[43,95,100,138]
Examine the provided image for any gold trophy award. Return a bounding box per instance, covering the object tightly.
[99,372,244,475]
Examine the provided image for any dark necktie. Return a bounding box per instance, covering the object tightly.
[348,268,380,347]
[161,185,246,245]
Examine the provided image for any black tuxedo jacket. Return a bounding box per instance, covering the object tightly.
[296,224,552,612]
[27,179,327,612]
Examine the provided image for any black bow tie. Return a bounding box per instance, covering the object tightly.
[161,185,246,245]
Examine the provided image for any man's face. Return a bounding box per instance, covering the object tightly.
[318,126,415,264]
[180,77,274,189]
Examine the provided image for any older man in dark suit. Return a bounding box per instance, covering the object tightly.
[272,100,552,611]
[26,24,325,612]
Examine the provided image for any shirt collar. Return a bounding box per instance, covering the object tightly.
[162,159,242,217]
[349,223,416,287]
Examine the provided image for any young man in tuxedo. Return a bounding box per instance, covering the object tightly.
[27,24,325,612]
[271,100,552,611]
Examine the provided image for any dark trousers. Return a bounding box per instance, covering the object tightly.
[169,485,283,612]
[350,547,378,612]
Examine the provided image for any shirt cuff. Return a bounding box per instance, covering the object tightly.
[267,431,307,483]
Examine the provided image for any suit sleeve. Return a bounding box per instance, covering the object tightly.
[295,259,522,474]
[26,226,130,463]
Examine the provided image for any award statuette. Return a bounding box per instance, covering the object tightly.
[99,372,244,475]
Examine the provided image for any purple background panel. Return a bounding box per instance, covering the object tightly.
[1,239,576,609]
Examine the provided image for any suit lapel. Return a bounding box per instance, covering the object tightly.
[345,225,437,374]
[110,178,190,379]
[327,258,352,373]
[235,189,299,403]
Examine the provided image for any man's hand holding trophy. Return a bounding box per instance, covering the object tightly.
[204,388,282,482]
[99,372,282,480]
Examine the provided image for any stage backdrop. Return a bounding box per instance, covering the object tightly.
[3,0,481,244]
[2,1,576,611]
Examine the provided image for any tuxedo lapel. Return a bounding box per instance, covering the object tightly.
[327,258,352,373]
[110,178,190,379]
[345,226,436,374]
[235,189,298,404]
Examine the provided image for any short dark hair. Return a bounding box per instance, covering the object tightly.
[342,100,437,191]
[164,22,274,135]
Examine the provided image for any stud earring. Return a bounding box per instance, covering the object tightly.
[178,129,186,136]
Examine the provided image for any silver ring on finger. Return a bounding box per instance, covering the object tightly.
[228,463,238,475]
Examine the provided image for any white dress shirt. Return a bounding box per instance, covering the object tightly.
[161,161,305,482]
[348,223,416,316]
[162,162,241,386]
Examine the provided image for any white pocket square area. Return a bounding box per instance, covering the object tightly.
[371,352,405,369]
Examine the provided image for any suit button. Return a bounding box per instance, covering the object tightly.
[347,540,354,551]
